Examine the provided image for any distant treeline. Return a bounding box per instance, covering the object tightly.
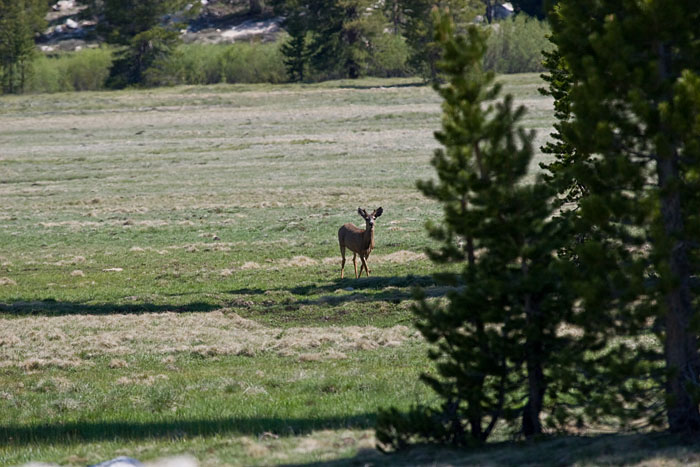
[1,0,551,94]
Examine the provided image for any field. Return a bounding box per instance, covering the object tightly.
[2,75,697,466]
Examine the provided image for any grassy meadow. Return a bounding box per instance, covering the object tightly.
[4,75,698,466]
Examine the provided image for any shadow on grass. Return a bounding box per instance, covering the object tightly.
[0,275,445,317]
[281,432,700,467]
[224,275,439,299]
[336,82,427,90]
[1,414,375,446]
[0,300,218,317]
[221,275,449,312]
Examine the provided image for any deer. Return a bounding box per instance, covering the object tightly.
[338,207,383,279]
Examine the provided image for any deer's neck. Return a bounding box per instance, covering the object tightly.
[363,227,374,252]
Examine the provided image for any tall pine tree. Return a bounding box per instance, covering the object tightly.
[540,35,666,433]
[548,0,700,434]
[398,0,480,81]
[84,0,195,88]
[276,0,386,80]
[377,11,574,447]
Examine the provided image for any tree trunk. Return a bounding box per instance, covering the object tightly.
[249,0,263,15]
[392,0,400,35]
[522,264,544,438]
[656,155,700,434]
[483,0,494,23]
[654,41,700,434]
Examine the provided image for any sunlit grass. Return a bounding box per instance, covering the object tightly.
[13,75,687,466]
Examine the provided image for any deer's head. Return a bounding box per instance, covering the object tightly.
[358,207,383,230]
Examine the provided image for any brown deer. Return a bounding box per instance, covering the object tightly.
[338,207,383,279]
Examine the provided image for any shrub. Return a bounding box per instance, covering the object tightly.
[145,43,223,86]
[146,41,287,86]
[483,15,553,74]
[62,47,113,91]
[367,33,411,78]
[218,41,286,84]
[29,54,68,93]
[28,47,113,93]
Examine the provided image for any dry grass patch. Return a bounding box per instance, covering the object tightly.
[0,310,419,369]
[232,251,427,272]
[319,250,426,267]
[116,374,169,386]
[278,256,318,268]
[0,277,18,286]
[377,250,427,263]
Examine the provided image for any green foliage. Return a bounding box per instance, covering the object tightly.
[548,0,700,434]
[276,0,392,81]
[483,14,553,74]
[398,0,480,81]
[510,0,545,18]
[217,41,287,84]
[0,0,47,94]
[107,26,181,89]
[29,47,114,93]
[276,0,311,81]
[86,0,197,88]
[27,42,287,92]
[90,0,197,45]
[378,12,573,447]
[311,0,386,79]
[280,28,309,81]
[538,47,582,204]
[365,33,411,78]
[144,42,287,86]
[376,403,466,450]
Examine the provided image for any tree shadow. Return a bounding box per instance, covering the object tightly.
[280,432,700,467]
[1,414,375,446]
[222,275,447,308]
[336,82,427,90]
[288,275,437,296]
[0,300,218,317]
[1,275,446,317]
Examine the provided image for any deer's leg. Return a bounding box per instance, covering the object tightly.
[360,255,370,277]
[353,252,358,279]
[358,254,367,276]
[340,245,346,279]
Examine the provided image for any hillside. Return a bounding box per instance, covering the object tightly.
[38,0,283,53]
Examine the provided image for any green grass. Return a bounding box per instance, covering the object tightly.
[3,76,696,466]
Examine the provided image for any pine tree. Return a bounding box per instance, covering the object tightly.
[277,0,310,81]
[398,0,480,81]
[83,0,195,88]
[308,0,384,79]
[539,36,666,433]
[548,0,700,434]
[0,0,47,94]
[106,26,181,89]
[377,11,574,447]
[276,0,386,80]
[88,0,193,45]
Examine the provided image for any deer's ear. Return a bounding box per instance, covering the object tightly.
[358,208,367,219]
[374,207,383,218]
